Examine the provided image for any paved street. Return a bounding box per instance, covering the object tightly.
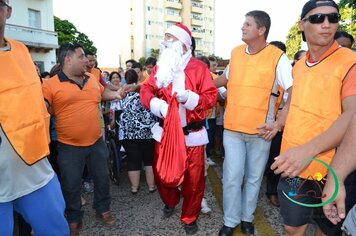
[78,157,316,236]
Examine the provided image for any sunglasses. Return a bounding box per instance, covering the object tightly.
[0,0,10,7]
[302,13,340,24]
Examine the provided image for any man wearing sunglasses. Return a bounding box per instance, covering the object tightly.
[0,0,69,235]
[270,0,356,236]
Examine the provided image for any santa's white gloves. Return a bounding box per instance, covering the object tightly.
[160,103,169,118]
[176,90,189,103]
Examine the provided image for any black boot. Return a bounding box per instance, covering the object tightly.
[241,221,254,235]
[162,205,175,218]
[218,225,234,236]
[184,221,198,235]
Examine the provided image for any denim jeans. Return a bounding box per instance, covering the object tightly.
[57,138,111,224]
[222,130,271,227]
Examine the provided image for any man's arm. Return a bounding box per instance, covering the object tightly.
[101,87,123,101]
[257,87,292,141]
[213,73,228,88]
[271,95,356,178]
[257,54,293,140]
[322,113,356,224]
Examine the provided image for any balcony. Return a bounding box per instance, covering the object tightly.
[5,24,58,52]
[191,6,204,14]
[164,0,182,10]
[191,18,203,26]
[192,28,204,38]
[164,15,182,23]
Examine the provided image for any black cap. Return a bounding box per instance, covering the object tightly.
[301,0,339,19]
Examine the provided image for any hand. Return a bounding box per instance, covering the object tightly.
[176,90,189,103]
[257,121,279,141]
[270,145,312,178]
[322,178,346,225]
[160,103,168,118]
[119,89,127,99]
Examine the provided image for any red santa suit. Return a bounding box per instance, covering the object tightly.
[140,56,217,224]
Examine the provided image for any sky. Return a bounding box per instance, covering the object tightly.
[53,0,308,67]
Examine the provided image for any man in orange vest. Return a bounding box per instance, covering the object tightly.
[271,1,356,235]
[0,1,69,235]
[214,11,293,236]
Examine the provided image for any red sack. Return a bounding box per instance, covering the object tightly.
[156,93,188,187]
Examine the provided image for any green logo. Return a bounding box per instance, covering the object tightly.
[282,158,339,207]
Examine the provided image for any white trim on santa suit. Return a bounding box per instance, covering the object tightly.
[150,52,209,147]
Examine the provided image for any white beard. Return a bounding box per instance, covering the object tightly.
[155,41,185,88]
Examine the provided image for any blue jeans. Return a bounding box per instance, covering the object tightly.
[57,138,111,223]
[222,130,271,227]
[0,175,69,236]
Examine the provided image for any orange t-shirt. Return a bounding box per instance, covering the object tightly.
[42,71,104,146]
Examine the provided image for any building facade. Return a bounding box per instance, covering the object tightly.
[5,0,58,73]
[121,0,215,64]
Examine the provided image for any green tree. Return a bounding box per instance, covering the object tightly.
[338,5,356,37]
[139,57,146,66]
[339,0,356,8]
[150,48,160,58]
[285,23,302,59]
[54,16,97,54]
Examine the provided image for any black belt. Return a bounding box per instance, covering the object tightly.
[159,120,204,135]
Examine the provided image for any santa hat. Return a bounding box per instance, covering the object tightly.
[165,23,192,49]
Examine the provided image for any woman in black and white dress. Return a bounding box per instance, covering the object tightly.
[119,69,158,194]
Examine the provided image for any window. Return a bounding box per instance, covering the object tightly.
[34,61,44,73]
[28,9,41,28]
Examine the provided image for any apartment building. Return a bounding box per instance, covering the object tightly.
[121,0,215,64]
[4,0,58,72]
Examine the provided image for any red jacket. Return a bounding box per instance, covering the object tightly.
[140,57,217,146]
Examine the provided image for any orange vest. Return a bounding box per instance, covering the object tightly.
[282,47,356,179]
[206,72,220,118]
[0,38,50,165]
[224,45,283,134]
[90,67,101,82]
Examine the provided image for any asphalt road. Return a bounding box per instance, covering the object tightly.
[77,156,317,236]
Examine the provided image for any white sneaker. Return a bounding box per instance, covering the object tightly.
[83,181,94,193]
[206,157,216,166]
[201,198,211,214]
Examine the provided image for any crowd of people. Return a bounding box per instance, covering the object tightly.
[1,0,356,235]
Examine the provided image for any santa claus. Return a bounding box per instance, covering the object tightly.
[140,22,217,235]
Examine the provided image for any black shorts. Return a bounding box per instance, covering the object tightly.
[277,177,324,227]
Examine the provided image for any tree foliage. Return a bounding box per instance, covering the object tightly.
[338,0,356,8]
[54,16,97,54]
[285,23,302,59]
[150,48,160,58]
[139,57,146,66]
